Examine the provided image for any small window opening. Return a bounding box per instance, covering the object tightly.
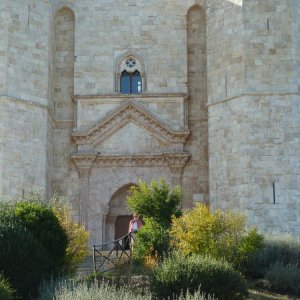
[120,70,142,94]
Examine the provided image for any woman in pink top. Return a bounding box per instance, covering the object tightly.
[128,213,143,233]
[128,213,143,252]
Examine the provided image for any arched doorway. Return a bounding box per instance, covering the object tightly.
[115,215,132,240]
[105,183,137,244]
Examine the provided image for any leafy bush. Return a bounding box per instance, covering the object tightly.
[265,262,300,295]
[127,178,182,228]
[127,179,182,260]
[0,222,50,299]
[170,204,263,270]
[38,278,214,300]
[0,198,75,298]
[0,274,14,300]
[15,201,68,274]
[150,253,248,300]
[51,197,89,274]
[38,279,152,300]
[247,233,300,278]
[133,219,169,262]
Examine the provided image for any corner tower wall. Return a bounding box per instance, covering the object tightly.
[208,0,300,235]
[0,0,53,199]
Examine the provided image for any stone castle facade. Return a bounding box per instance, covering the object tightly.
[0,0,299,244]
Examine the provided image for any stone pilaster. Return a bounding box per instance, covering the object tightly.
[72,156,95,228]
[167,153,190,186]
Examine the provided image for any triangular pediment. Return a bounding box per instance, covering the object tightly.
[94,122,169,155]
[72,100,189,146]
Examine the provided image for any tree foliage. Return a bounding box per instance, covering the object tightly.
[51,196,89,274]
[15,201,68,274]
[0,274,14,300]
[131,219,169,261]
[0,195,89,298]
[127,179,182,261]
[0,222,50,299]
[150,253,248,300]
[127,178,182,228]
[170,204,263,270]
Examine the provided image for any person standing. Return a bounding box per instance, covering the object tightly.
[128,213,143,252]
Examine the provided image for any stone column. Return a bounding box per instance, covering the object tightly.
[105,214,118,246]
[72,157,95,228]
[166,153,190,186]
[169,166,184,186]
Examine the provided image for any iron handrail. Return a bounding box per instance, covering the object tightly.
[92,232,135,273]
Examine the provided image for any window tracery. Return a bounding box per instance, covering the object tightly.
[115,52,146,93]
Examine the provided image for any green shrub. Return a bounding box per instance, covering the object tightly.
[38,278,214,300]
[127,179,182,261]
[127,178,182,228]
[0,199,71,298]
[266,262,300,295]
[38,279,152,300]
[51,197,89,274]
[247,233,300,278]
[0,222,50,299]
[0,274,14,300]
[170,204,263,271]
[150,253,248,300]
[133,219,169,262]
[15,201,68,274]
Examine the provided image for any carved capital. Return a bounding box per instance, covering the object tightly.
[72,155,96,177]
[166,153,190,185]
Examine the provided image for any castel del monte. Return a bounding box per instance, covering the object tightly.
[0,0,299,245]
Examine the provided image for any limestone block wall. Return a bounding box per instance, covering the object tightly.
[72,0,195,95]
[208,0,300,235]
[0,1,54,200]
[0,97,50,199]
[209,94,300,235]
[52,7,79,208]
[6,0,52,105]
[293,0,300,78]
[243,0,297,93]
[182,4,209,208]
[0,0,9,95]
[207,0,245,103]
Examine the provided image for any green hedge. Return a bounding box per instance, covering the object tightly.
[0,200,69,299]
[133,219,170,261]
[150,253,248,300]
[266,262,300,295]
[247,233,300,278]
[15,201,68,274]
[38,279,215,300]
[0,222,50,299]
[0,274,14,300]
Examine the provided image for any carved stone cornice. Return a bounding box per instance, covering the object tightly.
[71,152,190,168]
[71,100,190,146]
[72,155,96,177]
[72,93,189,101]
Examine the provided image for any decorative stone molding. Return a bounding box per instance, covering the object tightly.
[71,152,190,169]
[72,155,96,177]
[115,51,146,92]
[71,100,190,147]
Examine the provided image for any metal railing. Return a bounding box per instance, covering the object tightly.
[92,232,135,272]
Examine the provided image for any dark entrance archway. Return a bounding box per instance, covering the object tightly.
[105,183,137,244]
[115,215,132,240]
